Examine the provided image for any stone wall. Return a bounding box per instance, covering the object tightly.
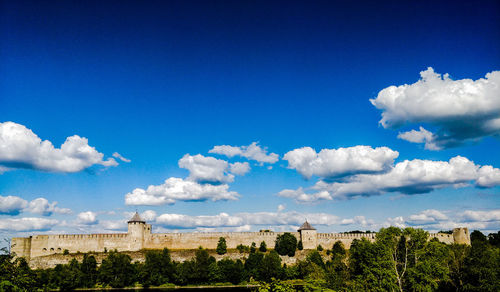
[145,231,293,250]
[27,249,318,270]
[11,221,470,266]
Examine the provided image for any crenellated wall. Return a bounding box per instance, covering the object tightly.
[11,222,470,263]
[145,231,290,250]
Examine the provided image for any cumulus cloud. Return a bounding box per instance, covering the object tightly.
[407,209,448,225]
[385,209,500,232]
[209,142,279,164]
[179,154,234,183]
[0,195,71,216]
[100,220,127,231]
[125,177,240,206]
[340,216,374,227]
[154,211,340,229]
[278,188,333,203]
[77,211,98,225]
[229,162,250,176]
[277,204,286,212]
[397,127,439,150]
[280,156,500,203]
[0,195,28,215]
[141,210,158,221]
[0,121,118,173]
[283,146,399,179]
[461,210,500,222]
[371,68,500,149]
[26,198,71,216]
[113,152,131,163]
[0,217,59,231]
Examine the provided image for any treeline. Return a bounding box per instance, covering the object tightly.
[0,227,499,291]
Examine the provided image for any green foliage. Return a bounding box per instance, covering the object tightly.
[216,237,227,255]
[258,251,283,282]
[236,244,250,253]
[250,242,257,254]
[258,278,294,292]
[259,241,267,252]
[297,240,303,250]
[316,244,323,251]
[62,249,69,255]
[244,252,264,281]
[140,248,174,287]
[98,250,135,287]
[275,233,297,257]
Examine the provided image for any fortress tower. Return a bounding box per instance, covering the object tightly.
[298,221,317,249]
[127,212,151,251]
[452,227,470,245]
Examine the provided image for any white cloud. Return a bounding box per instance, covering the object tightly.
[26,198,71,216]
[178,154,234,183]
[385,209,500,232]
[209,142,279,164]
[125,177,240,206]
[112,152,131,163]
[461,210,500,222]
[371,68,500,149]
[277,204,286,212]
[77,211,98,225]
[278,188,333,203]
[154,211,340,229]
[397,127,439,150]
[229,162,250,176]
[280,156,500,203]
[283,145,398,179]
[407,209,448,225]
[156,212,244,228]
[340,216,374,227]
[141,210,157,221]
[0,121,118,173]
[100,220,127,231]
[0,195,28,215]
[0,195,71,216]
[476,165,500,188]
[0,217,59,231]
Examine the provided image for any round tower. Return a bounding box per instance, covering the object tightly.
[298,221,317,249]
[452,227,471,245]
[127,212,146,250]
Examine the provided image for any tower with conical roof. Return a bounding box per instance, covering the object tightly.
[298,220,317,249]
[127,212,151,250]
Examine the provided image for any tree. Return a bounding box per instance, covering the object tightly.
[140,248,174,286]
[349,237,397,291]
[275,233,297,257]
[250,242,257,253]
[297,240,303,250]
[244,252,264,281]
[59,258,82,291]
[259,241,267,252]
[216,237,227,255]
[258,251,283,282]
[193,247,215,283]
[98,250,135,288]
[80,254,97,288]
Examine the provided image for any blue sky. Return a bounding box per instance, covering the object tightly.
[1,0,499,240]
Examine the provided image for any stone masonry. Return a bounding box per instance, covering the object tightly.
[11,212,471,264]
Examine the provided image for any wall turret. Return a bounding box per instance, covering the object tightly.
[298,221,317,249]
[453,227,470,245]
[127,212,147,250]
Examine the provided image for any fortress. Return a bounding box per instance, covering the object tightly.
[12,212,471,262]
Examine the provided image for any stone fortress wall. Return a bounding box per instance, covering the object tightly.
[11,213,470,262]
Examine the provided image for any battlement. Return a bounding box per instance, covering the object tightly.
[11,216,470,262]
